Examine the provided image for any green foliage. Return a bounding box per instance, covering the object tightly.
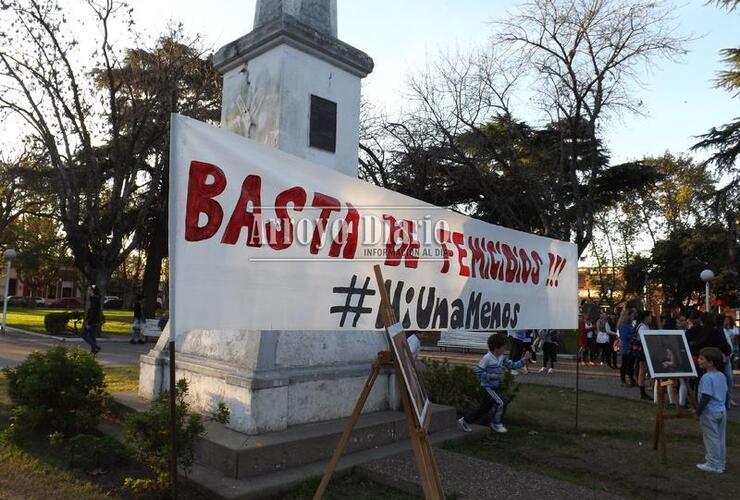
[210,401,231,425]
[122,477,157,496]
[0,422,23,446]
[67,434,129,470]
[124,379,204,492]
[650,224,737,309]
[422,359,520,415]
[623,255,651,296]
[423,359,481,414]
[2,346,105,436]
[47,431,64,446]
[43,311,83,334]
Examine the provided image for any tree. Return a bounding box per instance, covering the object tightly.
[0,0,153,299]
[0,1,219,310]
[361,0,689,256]
[629,153,715,239]
[692,0,740,285]
[586,153,717,309]
[649,224,737,310]
[5,214,70,297]
[492,0,690,254]
[97,31,220,316]
[0,149,49,247]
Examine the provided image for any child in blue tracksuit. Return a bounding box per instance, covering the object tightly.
[458,333,531,433]
[696,347,728,473]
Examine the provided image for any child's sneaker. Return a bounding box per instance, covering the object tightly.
[490,423,508,433]
[458,417,472,433]
[510,370,520,376]
[547,368,554,374]
[538,367,546,373]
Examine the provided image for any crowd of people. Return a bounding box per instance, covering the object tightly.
[583,307,738,474]
[456,310,737,474]
[591,308,739,406]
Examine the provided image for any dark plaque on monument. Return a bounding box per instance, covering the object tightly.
[309,94,337,153]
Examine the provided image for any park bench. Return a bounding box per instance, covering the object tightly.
[436,330,491,353]
[143,319,163,342]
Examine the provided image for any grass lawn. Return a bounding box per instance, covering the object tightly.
[5,308,134,336]
[0,374,113,499]
[103,365,140,393]
[447,383,740,500]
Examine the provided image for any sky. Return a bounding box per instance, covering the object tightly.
[0,0,736,165]
[123,0,740,166]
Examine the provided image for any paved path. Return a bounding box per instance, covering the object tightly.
[0,328,149,368]
[360,448,623,500]
[421,351,740,423]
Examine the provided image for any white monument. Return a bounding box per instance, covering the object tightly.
[138,0,393,435]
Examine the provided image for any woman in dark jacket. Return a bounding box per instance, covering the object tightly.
[82,286,101,354]
[131,295,146,344]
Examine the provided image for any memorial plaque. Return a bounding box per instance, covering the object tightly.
[310,94,337,153]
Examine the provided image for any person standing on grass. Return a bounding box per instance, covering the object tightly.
[81,285,101,354]
[130,295,146,344]
[538,329,559,374]
[618,308,637,387]
[458,334,531,434]
[607,312,619,369]
[579,316,597,366]
[633,310,652,400]
[696,347,727,474]
[723,316,738,368]
[596,312,612,366]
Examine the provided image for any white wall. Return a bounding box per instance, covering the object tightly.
[220,44,362,177]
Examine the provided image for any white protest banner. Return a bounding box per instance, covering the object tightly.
[169,114,578,334]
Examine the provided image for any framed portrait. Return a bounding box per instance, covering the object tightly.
[639,330,697,379]
[387,323,430,426]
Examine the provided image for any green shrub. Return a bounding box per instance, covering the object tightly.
[67,434,130,470]
[422,359,520,416]
[210,401,231,425]
[124,379,204,492]
[2,346,106,436]
[43,311,83,334]
[0,422,23,446]
[423,359,481,414]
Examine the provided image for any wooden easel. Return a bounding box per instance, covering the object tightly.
[652,378,697,464]
[313,265,445,500]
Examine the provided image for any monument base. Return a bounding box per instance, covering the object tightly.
[139,328,399,434]
[111,392,482,500]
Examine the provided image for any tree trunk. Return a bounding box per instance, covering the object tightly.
[142,219,167,319]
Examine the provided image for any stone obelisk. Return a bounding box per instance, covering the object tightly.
[139,0,390,435]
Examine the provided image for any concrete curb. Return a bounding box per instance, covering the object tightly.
[5,326,134,343]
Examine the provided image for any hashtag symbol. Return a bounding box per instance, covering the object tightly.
[330,274,376,327]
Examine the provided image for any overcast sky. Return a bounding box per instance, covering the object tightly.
[124,0,739,166]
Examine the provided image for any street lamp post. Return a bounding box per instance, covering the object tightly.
[2,248,18,335]
[700,269,715,312]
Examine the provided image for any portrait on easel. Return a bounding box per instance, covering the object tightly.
[639,330,697,379]
[387,323,430,426]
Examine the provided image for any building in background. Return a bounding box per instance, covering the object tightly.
[0,265,82,304]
